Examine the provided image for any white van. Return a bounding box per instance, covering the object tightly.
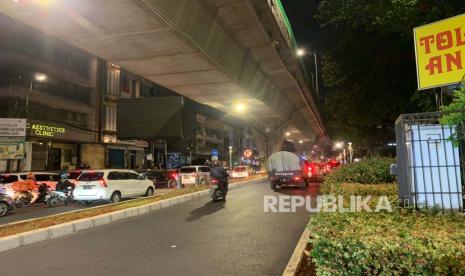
[179,166,210,185]
[73,169,154,204]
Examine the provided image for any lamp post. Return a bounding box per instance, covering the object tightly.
[348,142,353,163]
[229,146,233,168]
[27,73,47,117]
[296,48,319,98]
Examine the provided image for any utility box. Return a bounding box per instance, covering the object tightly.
[395,112,464,212]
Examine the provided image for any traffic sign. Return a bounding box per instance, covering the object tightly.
[211,149,219,156]
[243,149,253,158]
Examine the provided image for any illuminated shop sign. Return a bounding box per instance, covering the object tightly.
[29,123,66,138]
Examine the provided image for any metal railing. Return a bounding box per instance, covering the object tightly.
[395,112,464,212]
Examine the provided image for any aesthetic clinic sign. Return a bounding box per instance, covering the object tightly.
[414,13,465,90]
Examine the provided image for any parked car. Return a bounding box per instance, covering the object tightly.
[0,193,14,217]
[73,169,154,204]
[0,172,60,196]
[140,169,178,189]
[231,166,252,178]
[179,166,210,185]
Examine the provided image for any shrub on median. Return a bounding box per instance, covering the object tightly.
[326,157,395,185]
[305,170,465,275]
[308,210,465,275]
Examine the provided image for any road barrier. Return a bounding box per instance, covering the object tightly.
[0,176,266,253]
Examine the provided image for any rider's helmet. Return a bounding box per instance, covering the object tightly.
[60,172,68,180]
[26,172,35,180]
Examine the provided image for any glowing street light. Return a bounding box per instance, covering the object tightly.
[285,132,291,137]
[299,140,304,144]
[296,48,306,57]
[35,73,47,82]
[334,141,344,149]
[233,102,246,113]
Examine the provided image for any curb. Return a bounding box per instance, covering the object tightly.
[282,217,311,276]
[0,177,266,253]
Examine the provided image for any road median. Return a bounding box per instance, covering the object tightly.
[0,176,266,253]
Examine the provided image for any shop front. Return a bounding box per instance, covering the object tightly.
[103,135,147,170]
[26,121,99,171]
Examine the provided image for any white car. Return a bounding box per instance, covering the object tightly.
[231,166,252,178]
[73,169,154,204]
[0,172,60,197]
[179,166,210,185]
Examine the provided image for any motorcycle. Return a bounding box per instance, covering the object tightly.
[14,183,49,208]
[209,178,227,201]
[45,186,73,208]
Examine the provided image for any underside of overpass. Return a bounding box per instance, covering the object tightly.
[0,0,329,154]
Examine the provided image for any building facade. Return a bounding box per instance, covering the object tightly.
[0,16,100,172]
[0,15,259,172]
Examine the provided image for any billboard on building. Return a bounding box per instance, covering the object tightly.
[414,14,465,90]
[0,142,24,160]
[117,97,184,139]
[0,118,26,137]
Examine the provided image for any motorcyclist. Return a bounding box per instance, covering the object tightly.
[55,172,75,192]
[12,172,38,204]
[210,160,229,200]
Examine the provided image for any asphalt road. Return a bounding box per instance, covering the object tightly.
[0,179,319,276]
[0,189,169,225]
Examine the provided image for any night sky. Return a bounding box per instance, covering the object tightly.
[281,1,323,95]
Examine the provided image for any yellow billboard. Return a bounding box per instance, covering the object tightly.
[414,14,465,90]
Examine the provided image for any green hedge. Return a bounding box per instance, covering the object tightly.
[309,211,465,275]
[306,171,465,275]
[326,157,395,185]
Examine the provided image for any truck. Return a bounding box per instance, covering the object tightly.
[268,151,311,191]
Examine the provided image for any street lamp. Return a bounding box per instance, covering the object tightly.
[27,72,48,116]
[334,141,344,149]
[229,146,233,168]
[348,142,353,163]
[299,140,303,144]
[233,102,246,113]
[296,48,306,57]
[285,131,291,137]
[296,47,319,97]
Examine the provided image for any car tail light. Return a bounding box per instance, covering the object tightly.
[293,176,301,181]
[99,179,107,187]
[170,172,178,179]
[211,179,219,184]
[307,172,313,177]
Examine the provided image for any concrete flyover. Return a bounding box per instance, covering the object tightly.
[0,0,329,152]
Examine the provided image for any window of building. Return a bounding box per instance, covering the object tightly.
[107,64,120,96]
[121,75,131,95]
[64,149,73,163]
[104,104,117,131]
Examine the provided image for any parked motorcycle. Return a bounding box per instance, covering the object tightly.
[14,183,49,208]
[209,178,226,201]
[45,186,73,208]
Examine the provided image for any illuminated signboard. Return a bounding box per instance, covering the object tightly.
[414,14,465,90]
[29,123,66,138]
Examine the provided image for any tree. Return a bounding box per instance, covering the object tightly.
[315,0,465,152]
[440,83,465,144]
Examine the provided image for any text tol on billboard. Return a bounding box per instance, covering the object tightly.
[414,13,465,90]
